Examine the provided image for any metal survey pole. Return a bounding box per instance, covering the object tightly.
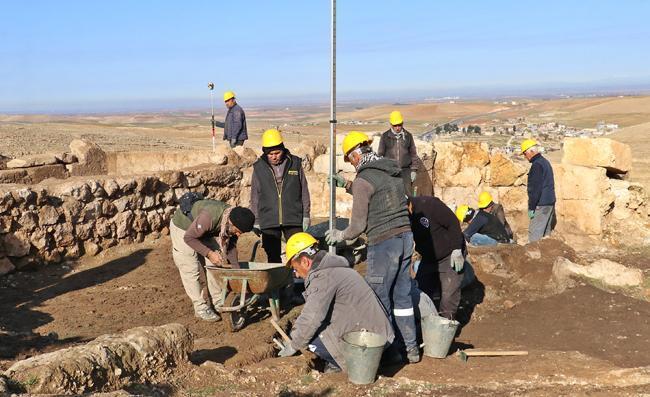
[208,82,216,152]
[328,0,337,253]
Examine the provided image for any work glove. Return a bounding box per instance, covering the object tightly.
[277,343,298,357]
[328,174,347,188]
[252,224,262,237]
[302,217,310,231]
[230,138,238,147]
[325,229,344,245]
[450,248,465,273]
[410,171,417,182]
[528,210,535,219]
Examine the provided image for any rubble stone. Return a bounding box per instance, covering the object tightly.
[0,257,15,276]
[68,139,108,176]
[2,231,31,257]
[6,154,58,169]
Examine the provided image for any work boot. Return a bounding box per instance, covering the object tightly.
[406,347,421,364]
[323,362,342,374]
[194,307,221,322]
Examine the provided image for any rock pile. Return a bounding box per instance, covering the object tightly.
[4,323,193,394]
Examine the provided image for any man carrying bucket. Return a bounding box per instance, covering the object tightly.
[276,232,395,373]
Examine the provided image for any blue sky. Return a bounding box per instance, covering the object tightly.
[1,1,649,113]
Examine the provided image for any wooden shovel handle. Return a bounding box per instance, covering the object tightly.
[270,319,292,344]
[462,350,528,357]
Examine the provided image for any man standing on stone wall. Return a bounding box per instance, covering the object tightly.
[377,111,419,195]
[215,91,248,148]
[250,129,310,263]
[521,139,556,242]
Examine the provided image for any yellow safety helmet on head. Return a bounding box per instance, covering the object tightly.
[455,204,470,223]
[478,191,493,209]
[285,232,319,266]
[520,138,538,154]
[223,91,236,102]
[262,129,283,148]
[342,131,372,160]
[389,110,404,126]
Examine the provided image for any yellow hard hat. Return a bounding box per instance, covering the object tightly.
[478,191,493,209]
[223,91,236,102]
[262,128,283,148]
[342,131,372,159]
[455,204,470,223]
[285,232,319,266]
[389,110,404,126]
[520,138,538,154]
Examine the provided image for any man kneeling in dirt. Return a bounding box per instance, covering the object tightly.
[170,199,255,322]
[277,232,395,373]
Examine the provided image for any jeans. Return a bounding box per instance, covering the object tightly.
[469,233,498,246]
[366,231,417,352]
[529,205,556,243]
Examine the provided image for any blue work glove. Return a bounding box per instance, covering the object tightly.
[278,343,297,357]
[302,217,310,231]
[528,210,535,219]
[450,249,465,273]
[410,171,417,182]
[328,174,347,188]
[325,229,344,245]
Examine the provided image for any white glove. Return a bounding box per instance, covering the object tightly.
[325,229,344,245]
[410,171,417,182]
[302,217,310,231]
[450,249,464,273]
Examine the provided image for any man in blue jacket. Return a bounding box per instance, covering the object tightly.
[521,139,556,242]
[216,91,248,148]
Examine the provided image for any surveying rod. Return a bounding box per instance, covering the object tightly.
[328,0,337,254]
[208,82,216,152]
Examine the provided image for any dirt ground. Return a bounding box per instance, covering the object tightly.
[1,234,649,396]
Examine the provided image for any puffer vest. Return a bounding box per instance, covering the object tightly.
[253,153,304,228]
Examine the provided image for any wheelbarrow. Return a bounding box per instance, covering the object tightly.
[206,240,292,332]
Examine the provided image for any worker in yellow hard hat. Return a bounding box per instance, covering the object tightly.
[276,232,395,373]
[327,130,420,364]
[477,191,514,241]
[457,199,510,246]
[521,139,556,242]
[250,129,310,267]
[377,111,419,195]
[215,90,248,147]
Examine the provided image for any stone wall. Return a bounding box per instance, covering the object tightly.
[0,164,243,273]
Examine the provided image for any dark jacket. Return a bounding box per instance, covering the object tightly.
[377,129,418,170]
[491,203,514,240]
[463,210,510,243]
[251,152,307,228]
[289,251,395,370]
[527,153,556,211]
[409,196,464,263]
[354,158,411,244]
[217,103,248,141]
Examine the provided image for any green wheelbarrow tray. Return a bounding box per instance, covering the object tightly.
[205,259,292,332]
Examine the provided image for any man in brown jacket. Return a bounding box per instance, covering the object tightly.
[277,232,395,372]
[377,111,418,195]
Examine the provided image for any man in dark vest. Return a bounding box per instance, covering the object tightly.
[477,191,514,241]
[326,131,419,364]
[250,129,310,263]
[170,200,255,321]
[456,204,510,246]
[377,111,419,195]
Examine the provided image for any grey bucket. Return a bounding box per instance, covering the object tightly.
[421,315,459,358]
[341,330,386,385]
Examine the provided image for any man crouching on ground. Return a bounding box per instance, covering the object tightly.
[277,232,395,373]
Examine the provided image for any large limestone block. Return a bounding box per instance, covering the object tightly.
[5,323,193,395]
[497,186,528,213]
[413,139,434,160]
[554,258,643,288]
[438,186,481,209]
[562,138,632,174]
[26,164,68,184]
[489,153,528,187]
[305,173,352,218]
[6,154,58,169]
[312,154,355,174]
[462,142,490,167]
[556,199,602,235]
[554,163,614,213]
[433,142,464,177]
[68,139,108,176]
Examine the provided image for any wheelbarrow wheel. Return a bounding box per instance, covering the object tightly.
[223,291,247,332]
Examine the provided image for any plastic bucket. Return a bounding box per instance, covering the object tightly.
[341,330,386,385]
[421,315,459,358]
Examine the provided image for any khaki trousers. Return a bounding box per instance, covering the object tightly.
[170,222,223,312]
